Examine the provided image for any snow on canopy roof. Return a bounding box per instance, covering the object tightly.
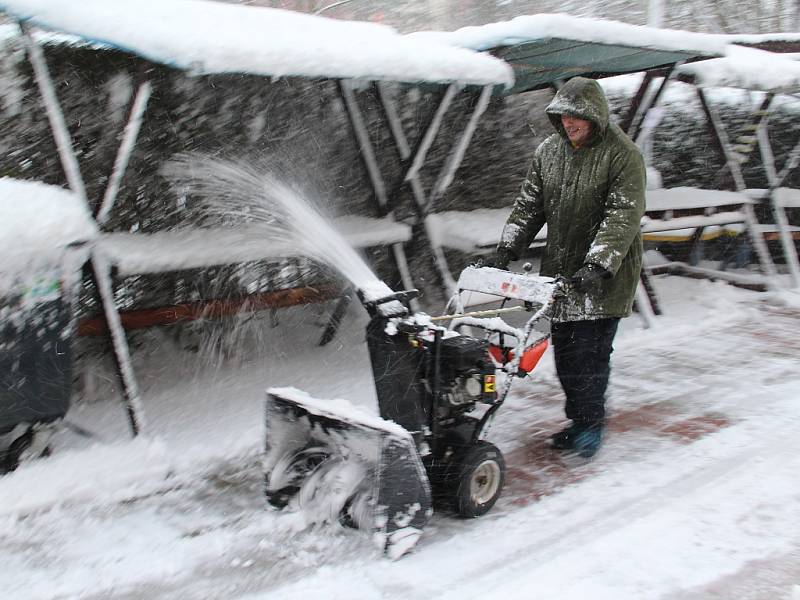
[409,13,729,56]
[726,32,800,44]
[0,178,96,277]
[678,45,800,93]
[0,0,513,87]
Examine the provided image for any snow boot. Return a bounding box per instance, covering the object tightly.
[549,422,582,450]
[572,423,604,459]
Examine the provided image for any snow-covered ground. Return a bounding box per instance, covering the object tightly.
[1,273,799,600]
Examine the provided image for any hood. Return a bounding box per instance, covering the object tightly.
[546,77,610,145]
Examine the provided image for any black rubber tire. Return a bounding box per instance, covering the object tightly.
[4,429,34,473]
[451,441,506,518]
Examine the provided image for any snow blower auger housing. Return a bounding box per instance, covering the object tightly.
[263,267,560,559]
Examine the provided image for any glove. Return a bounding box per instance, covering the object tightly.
[482,247,514,270]
[570,263,609,293]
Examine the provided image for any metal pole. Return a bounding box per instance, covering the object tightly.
[20,21,146,435]
[340,80,388,208]
[376,82,410,159]
[756,114,800,288]
[770,190,800,287]
[621,71,655,136]
[19,23,88,204]
[91,251,146,436]
[339,80,419,307]
[377,82,458,293]
[426,84,493,214]
[632,63,682,147]
[697,88,747,191]
[404,83,460,184]
[96,80,152,225]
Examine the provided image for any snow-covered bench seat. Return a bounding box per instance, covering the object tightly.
[641,187,753,241]
[97,215,411,276]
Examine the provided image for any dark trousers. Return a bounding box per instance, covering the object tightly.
[551,318,620,425]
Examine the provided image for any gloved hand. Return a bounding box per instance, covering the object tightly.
[482,247,514,270]
[570,263,609,293]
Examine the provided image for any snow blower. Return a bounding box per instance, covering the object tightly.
[263,266,561,558]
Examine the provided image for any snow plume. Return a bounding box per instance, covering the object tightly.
[162,155,393,301]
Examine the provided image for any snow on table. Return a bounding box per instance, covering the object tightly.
[0,177,95,282]
[773,187,800,208]
[98,216,411,276]
[642,188,754,240]
[408,13,729,56]
[678,45,800,92]
[0,0,512,87]
[646,187,754,212]
[427,208,547,252]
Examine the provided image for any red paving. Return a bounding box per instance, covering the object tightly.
[502,400,731,507]
[493,302,800,510]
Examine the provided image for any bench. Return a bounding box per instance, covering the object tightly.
[427,187,754,263]
[79,215,412,337]
[424,186,776,320]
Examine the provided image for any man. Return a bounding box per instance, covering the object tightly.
[493,77,646,458]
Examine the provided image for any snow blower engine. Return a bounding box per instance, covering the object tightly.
[263,266,560,559]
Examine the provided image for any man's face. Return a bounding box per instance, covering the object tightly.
[561,115,592,146]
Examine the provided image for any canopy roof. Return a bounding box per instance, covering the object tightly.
[678,45,800,93]
[411,14,728,95]
[0,0,513,87]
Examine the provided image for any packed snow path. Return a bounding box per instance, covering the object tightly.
[1,278,799,599]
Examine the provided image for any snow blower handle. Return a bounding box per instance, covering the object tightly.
[359,289,420,317]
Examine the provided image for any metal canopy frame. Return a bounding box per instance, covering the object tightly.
[572,55,799,310]
[20,23,149,436]
[622,72,780,299]
[476,39,721,326]
[677,67,800,288]
[340,79,495,297]
[14,20,505,436]
[753,99,800,287]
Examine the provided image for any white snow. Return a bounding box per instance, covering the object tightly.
[678,45,800,93]
[2,9,800,600]
[0,177,96,287]
[428,209,547,252]
[267,386,410,440]
[725,32,800,44]
[0,0,512,87]
[646,187,754,211]
[774,187,800,208]
[98,216,411,276]
[409,13,729,56]
[2,274,798,599]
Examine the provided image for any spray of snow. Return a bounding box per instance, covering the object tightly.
[163,155,393,302]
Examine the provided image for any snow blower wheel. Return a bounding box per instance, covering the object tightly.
[452,441,506,518]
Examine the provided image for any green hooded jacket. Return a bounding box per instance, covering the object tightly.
[498,77,646,322]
